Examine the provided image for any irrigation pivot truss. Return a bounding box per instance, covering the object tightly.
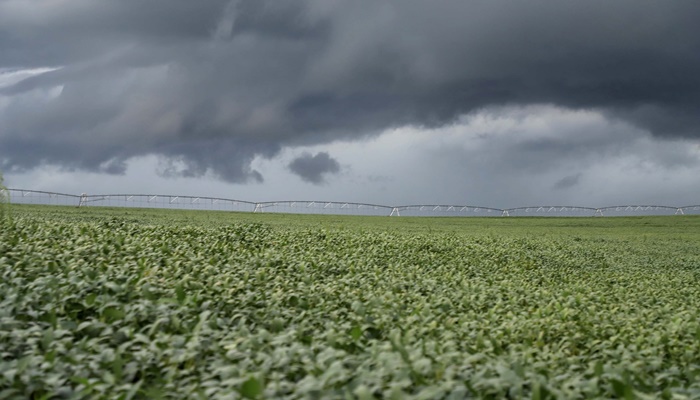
[4,188,700,217]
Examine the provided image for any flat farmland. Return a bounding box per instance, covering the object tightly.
[2,205,700,399]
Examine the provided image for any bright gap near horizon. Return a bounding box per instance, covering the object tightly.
[4,105,700,209]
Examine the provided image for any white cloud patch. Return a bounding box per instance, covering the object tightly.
[0,67,61,89]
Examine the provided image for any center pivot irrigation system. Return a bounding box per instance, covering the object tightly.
[3,188,700,217]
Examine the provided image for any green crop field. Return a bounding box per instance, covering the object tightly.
[2,204,700,399]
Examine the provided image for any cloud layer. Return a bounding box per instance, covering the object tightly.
[1,0,699,185]
[8,105,698,208]
[288,152,340,184]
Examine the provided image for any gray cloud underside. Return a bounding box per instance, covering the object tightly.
[288,151,340,185]
[1,0,699,182]
[553,173,583,191]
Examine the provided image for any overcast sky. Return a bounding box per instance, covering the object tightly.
[1,0,699,208]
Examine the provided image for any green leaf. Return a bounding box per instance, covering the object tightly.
[176,284,186,305]
[240,376,263,399]
[594,361,604,377]
[0,389,18,399]
[611,378,635,400]
[85,293,98,306]
[112,351,124,381]
[350,325,362,341]
[353,384,373,400]
[531,381,551,400]
[124,380,143,400]
[102,306,125,321]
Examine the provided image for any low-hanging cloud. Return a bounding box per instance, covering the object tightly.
[553,173,582,191]
[288,152,340,184]
[1,0,699,183]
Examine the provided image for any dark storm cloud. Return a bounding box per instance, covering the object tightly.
[553,174,582,191]
[288,152,340,185]
[1,0,699,182]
